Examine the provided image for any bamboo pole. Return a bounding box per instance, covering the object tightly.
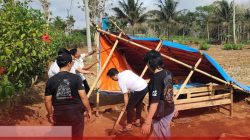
[95,28,244,92]
[96,92,100,116]
[140,41,163,77]
[109,19,125,35]
[87,32,122,98]
[174,57,203,101]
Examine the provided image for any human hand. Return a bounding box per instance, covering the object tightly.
[46,113,54,124]
[88,112,95,123]
[141,123,151,135]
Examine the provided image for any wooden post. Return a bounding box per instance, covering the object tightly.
[87,32,122,98]
[96,92,100,116]
[174,57,203,101]
[230,87,233,117]
[140,41,163,77]
[95,28,244,92]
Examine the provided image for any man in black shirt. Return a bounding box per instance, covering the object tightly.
[45,53,94,137]
[141,50,176,139]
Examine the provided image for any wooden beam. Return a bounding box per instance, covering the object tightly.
[96,28,245,92]
[140,41,163,77]
[95,92,100,116]
[176,99,231,110]
[173,85,228,95]
[87,32,122,98]
[174,57,203,101]
[175,93,231,104]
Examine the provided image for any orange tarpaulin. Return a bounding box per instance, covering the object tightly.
[98,35,128,92]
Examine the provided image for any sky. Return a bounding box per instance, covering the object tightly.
[28,0,250,29]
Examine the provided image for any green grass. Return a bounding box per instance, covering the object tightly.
[199,42,210,50]
[224,44,244,50]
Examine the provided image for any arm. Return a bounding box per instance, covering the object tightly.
[44,95,54,123]
[123,93,129,111]
[82,60,98,70]
[76,68,96,76]
[78,90,92,113]
[84,49,96,57]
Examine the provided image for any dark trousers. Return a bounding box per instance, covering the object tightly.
[83,80,90,94]
[126,87,148,124]
[54,109,84,137]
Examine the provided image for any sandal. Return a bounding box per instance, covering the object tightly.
[119,126,133,132]
[133,121,141,127]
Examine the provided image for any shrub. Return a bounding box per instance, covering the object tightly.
[224,44,244,50]
[199,42,210,50]
[0,1,61,97]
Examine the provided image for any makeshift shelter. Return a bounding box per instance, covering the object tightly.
[88,20,250,116]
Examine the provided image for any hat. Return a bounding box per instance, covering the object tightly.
[56,53,72,67]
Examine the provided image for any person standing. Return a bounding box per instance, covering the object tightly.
[70,48,97,94]
[141,50,176,139]
[107,68,148,131]
[48,48,71,78]
[45,53,94,137]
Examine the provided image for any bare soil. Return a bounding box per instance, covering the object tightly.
[0,45,250,137]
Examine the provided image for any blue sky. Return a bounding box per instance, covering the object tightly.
[28,0,250,29]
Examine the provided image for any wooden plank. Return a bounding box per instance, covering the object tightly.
[174,57,203,101]
[176,99,231,110]
[175,93,231,104]
[190,92,211,98]
[173,85,229,96]
[230,87,233,116]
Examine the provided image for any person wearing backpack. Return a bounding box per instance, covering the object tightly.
[141,50,177,139]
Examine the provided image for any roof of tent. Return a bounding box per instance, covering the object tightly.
[97,33,250,93]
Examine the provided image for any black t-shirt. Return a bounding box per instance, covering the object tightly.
[148,70,175,116]
[45,71,85,111]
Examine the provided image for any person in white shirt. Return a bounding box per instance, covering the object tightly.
[107,68,148,132]
[48,48,70,78]
[69,48,97,93]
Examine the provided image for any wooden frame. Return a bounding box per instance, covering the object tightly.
[174,84,233,116]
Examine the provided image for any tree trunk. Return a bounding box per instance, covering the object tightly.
[207,22,210,41]
[84,0,92,53]
[167,24,170,40]
[182,25,185,39]
[233,0,237,44]
[132,25,135,35]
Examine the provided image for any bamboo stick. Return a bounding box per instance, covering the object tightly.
[174,57,203,101]
[140,41,163,77]
[87,32,122,98]
[96,92,100,116]
[109,19,125,35]
[96,28,244,92]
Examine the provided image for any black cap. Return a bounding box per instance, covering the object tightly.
[56,53,72,67]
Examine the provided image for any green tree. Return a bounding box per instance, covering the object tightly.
[214,0,233,42]
[150,0,179,39]
[52,16,67,31]
[112,0,148,35]
[66,15,75,34]
[196,5,214,41]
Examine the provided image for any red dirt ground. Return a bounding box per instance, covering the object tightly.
[0,45,250,138]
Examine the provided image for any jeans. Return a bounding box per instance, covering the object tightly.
[54,109,84,137]
[152,110,175,139]
[126,87,148,124]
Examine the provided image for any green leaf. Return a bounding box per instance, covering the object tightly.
[21,34,25,39]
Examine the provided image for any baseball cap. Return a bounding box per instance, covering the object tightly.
[56,53,72,67]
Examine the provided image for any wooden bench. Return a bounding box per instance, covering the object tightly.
[174,84,233,116]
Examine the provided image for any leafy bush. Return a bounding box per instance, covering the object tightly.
[199,42,210,50]
[0,76,15,101]
[224,44,244,50]
[0,1,61,97]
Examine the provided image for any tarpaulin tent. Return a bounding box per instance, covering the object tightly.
[96,33,250,93]
[88,19,250,116]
